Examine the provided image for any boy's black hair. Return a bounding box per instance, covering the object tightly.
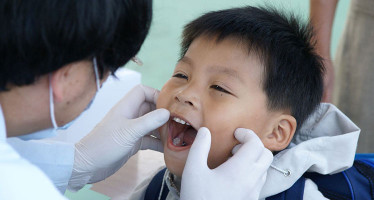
[181,6,324,130]
[0,0,152,91]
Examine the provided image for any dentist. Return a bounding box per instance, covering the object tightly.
[0,0,273,199]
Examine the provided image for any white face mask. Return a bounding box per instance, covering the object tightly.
[49,57,101,130]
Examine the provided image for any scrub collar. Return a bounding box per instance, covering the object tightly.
[49,57,100,130]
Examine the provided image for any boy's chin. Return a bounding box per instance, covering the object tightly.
[164,156,186,178]
[168,168,183,178]
[169,166,184,178]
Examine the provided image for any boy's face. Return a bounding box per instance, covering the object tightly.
[157,36,277,177]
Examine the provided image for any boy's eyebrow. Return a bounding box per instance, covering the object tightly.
[180,56,243,83]
[208,66,243,83]
[179,56,194,67]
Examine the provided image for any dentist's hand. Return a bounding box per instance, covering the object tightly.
[68,85,170,191]
[180,127,273,200]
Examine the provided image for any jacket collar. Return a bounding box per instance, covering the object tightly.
[260,103,360,198]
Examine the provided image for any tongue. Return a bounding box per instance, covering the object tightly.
[183,127,197,145]
[173,129,197,146]
[173,132,184,146]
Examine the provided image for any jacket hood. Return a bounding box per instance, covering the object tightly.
[259,103,360,198]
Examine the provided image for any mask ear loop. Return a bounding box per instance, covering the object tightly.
[49,74,58,129]
[49,58,100,130]
[92,57,100,91]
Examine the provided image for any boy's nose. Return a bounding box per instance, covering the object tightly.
[175,88,200,109]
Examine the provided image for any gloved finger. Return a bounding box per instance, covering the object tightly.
[129,108,170,139]
[138,101,155,117]
[183,127,211,172]
[218,128,266,172]
[180,129,212,200]
[139,84,160,105]
[231,144,242,155]
[256,148,273,169]
[234,128,264,148]
[121,85,160,119]
[233,128,266,161]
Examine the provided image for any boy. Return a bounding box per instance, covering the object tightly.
[130,6,360,199]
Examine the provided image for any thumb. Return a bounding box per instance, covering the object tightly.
[184,127,211,170]
[130,108,170,138]
[234,128,263,147]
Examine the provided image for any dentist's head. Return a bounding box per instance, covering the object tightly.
[0,0,153,137]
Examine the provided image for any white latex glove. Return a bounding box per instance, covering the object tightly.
[180,127,273,200]
[68,85,170,191]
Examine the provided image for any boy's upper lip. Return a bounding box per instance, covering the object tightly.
[170,112,199,131]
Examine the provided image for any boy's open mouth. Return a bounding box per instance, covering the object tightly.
[168,116,197,148]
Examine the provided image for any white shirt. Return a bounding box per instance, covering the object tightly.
[5,68,141,193]
[0,105,66,200]
[7,129,75,193]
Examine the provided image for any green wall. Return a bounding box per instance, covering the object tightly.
[126,0,350,90]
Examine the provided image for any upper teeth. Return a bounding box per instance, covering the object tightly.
[173,117,190,126]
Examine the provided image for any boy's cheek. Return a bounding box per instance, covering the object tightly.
[156,86,170,109]
[155,92,164,109]
[260,139,275,152]
[155,99,161,109]
[158,125,168,146]
[206,136,238,169]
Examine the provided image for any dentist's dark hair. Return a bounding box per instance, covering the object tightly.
[181,6,324,131]
[0,0,152,91]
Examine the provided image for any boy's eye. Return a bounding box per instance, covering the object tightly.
[210,85,231,94]
[173,73,188,80]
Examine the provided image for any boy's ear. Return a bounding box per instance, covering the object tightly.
[263,115,297,151]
